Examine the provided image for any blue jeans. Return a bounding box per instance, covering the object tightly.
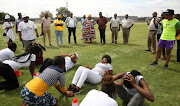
[177,40,180,62]
[55,30,63,45]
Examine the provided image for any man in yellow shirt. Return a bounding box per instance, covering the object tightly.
[54,15,64,46]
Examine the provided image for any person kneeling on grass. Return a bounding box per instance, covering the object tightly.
[68,55,113,94]
[0,45,41,90]
[20,56,74,106]
[39,53,79,73]
[113,70,155,106]
[79,75,118,106]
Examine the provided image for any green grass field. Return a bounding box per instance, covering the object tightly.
[0,22,180,106]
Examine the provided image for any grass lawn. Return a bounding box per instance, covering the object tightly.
[0,22,180,106]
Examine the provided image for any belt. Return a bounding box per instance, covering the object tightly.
[112,27,118,28]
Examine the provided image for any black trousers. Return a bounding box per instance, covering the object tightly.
[0,63,19,90]
[177,40,180,62]
[157,34,165,55]
[68,27,77,44]
[99,29,106,44]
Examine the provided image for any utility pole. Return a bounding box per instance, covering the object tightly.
[65,0,68,9]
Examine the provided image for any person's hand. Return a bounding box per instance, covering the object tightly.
[118,28,120,31]
[20,37,22,41]
[16,30,18,33]
[126,74,136,86]
[110,28,112,31]
[36,33,39,38]
[65,91,74,97]
[104,70,108,75]
[69,54,72,57]
[128,27,131,29]
[31,41,36,45]
[86,65,91,69]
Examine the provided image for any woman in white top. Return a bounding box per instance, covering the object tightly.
[0,45,41,90]
[3,15,15,45]
[113,70,155,106]
[68,55,113,94]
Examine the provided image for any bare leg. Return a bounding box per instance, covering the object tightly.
[165,49,172,65]
[155,47,163,62]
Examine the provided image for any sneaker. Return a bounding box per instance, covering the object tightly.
[149,62,158,66]
[67,84,74,91]
[145,49,151,51]
[72,87,80,95]
[162,64,168,70]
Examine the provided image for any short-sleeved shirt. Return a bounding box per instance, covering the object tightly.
[92,63,113,77]
[41,17,53,28]
[161,18,180,40]
[121,18,134,29]
[54,19,64,31]
[18,21,37,40]
[110,17,121,28]
[0,48,14,62]
[3,54,36,70]
[148,17,159,30]
[25,65,67,96]
[15,18,23,27]
[80,89,118,106]
[65,57,76,71]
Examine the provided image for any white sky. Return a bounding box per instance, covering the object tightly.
[0,0,180,18]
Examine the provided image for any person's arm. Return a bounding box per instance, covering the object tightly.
[175,22,180,36]
[54,84,74,96]
[96,18,99,25]
[41,19,43,33]
[108,70,113,75]
[65,18,68,28]
[29,61,35,77]
[129,19,134,29]
[18,31,22,41]
[114,75,126,86]
[105,17,108,24]
[86,65,92,69]
[110,23,112,31]
[70,56,77,64]
[61,54,72,58]
[16,23,18,33]
[126,74,155,102]
[112,72,127,80]
[34,29,39,38]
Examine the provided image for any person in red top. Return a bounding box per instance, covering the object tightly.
[96,12,108,44]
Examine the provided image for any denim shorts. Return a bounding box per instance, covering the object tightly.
[20,86,56,106]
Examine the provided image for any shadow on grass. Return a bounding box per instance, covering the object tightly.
[45,45,72,49]
[58,95,72,106]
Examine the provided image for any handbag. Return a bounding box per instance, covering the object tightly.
[3,29,9,36]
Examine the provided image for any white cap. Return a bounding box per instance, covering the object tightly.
[74,53,79,60]
[5,15,10,19]
[22,14,29,18]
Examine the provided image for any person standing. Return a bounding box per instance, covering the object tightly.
[82,14,96,43]
[54,15,64,46]
[65,13,78,44]
[41,13,53,47]
[149,9,180,70]
[145,12,159,54]
[81,15,86,34]
[3,15,15,45]
[18,14,39,52]
[121,14,134,44]
[174,14,180,63]
[110,13,121,44]
[96,12,108,44]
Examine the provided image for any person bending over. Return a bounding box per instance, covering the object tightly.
[20,56,74,106]
[68,55,113,94]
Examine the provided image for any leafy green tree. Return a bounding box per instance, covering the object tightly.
[56,7,71,21]
[0,12,15,22]
[39,10,53,19]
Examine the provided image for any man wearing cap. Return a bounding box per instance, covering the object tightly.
[41,13,53,46]
[54,15,64,46]
[145,12,159,54]
[121,14,134,44]
[149,9,180,70]
[110,13,121,44]
[65,13,78,44]
[18,14,39,52]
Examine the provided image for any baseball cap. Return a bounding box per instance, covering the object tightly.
[23,14,29,18]
[5,15,10,19]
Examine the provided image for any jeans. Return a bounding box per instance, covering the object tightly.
[177,40,180,62]
[68,27,76,43]
[55,30,63,45]
[99,29,106,44]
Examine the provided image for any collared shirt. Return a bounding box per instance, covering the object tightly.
[121,18,134,29]
[110,17,121,28]
[41,17,53,28]
[148,17,159,30]
[96,16,108,29]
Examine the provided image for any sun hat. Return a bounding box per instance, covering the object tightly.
[5,15,10,19]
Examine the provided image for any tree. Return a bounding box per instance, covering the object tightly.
[39,10,53,19]
[56,7,71,21]
[0,12,15,23]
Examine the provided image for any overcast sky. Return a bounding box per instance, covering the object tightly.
[0,0,180,18]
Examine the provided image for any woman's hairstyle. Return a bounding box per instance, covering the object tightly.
[53,56,65,66]
[101,83,116,98]
[11,45,41,63]
[102,55,111,63]
[39,58,53,73]
[8,42,17,49]
[124,70,142,89]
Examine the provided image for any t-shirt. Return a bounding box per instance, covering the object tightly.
[25,65,67,96]
[0,48,14,62]
[41,17,52,28]
[110,17,121,28]
[148,17,159,30]
[3,54,36,71]
[16,18,23,27]
[161,18,180,40]
[54,19,64,31]
[80,89,118,106]
[121,18,134,29]
[92,63,113,77]
[65,57,76,71]
[18,21,37,40]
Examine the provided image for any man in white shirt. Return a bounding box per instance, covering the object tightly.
[121,14,134,44]
[18,14,39,52]
[0,43,17,62]
[65,13,78,44]
[80,75,118,106]
[145,12,159,54]
[110,13,121,44]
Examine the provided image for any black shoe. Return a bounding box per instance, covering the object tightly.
[145,49,151,51]
[149,62,158,66]
[67,84,74,91]
[72,87,80,95]
[175,61,180,63]
[162,64,168,70]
